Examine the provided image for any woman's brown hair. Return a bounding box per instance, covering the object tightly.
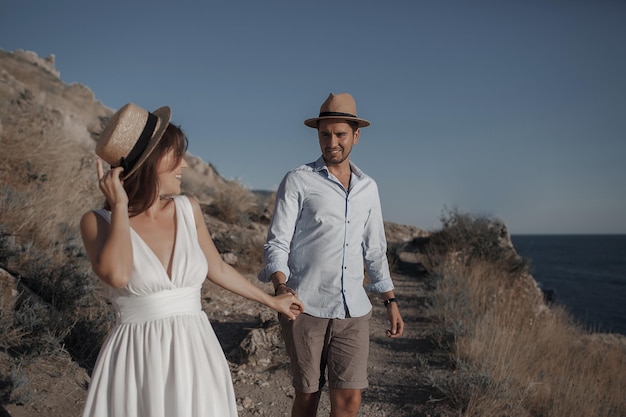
[104,123,188,216]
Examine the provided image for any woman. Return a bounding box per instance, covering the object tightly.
[80,103,303,417]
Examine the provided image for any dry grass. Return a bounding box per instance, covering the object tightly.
[0,101,112,402]
[424,209,626,417]
[0,101,101,254]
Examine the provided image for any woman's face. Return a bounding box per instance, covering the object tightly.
[156,148,188,196]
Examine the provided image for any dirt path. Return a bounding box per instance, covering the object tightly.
[228,272,453,417]
[361,273,447,417]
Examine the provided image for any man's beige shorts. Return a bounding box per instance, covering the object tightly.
[279,311,372,393]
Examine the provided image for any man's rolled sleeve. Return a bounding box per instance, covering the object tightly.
[364,278,394,294]
[259,235,292,283]
[258,260,290,283]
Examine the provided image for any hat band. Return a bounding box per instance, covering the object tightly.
[118,112,158,173]
[319,111,357,118]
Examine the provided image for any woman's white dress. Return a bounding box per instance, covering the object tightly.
[82,195,238,417]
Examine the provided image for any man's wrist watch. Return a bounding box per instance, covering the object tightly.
[274,282,287,295]
[384,297,397,307]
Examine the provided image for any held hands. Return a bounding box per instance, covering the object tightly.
[97,159,128,207]
[274,285,303,320]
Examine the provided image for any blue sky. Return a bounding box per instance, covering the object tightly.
[2,0,625,234]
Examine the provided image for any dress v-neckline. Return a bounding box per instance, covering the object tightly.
[129,203,179,283]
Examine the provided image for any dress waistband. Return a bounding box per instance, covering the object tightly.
[113,287,202,324]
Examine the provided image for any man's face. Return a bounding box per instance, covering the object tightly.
[317,119,360,166]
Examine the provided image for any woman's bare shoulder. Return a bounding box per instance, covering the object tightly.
[80,209,110,234]
[80,210,97,227]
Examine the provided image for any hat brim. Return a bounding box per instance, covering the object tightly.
[304,116,370,129]
[120,106,171,180]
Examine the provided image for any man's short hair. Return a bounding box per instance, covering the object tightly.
[316,119,360,133]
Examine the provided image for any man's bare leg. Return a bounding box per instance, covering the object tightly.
[292,390,321,417]
[330,388,361,417]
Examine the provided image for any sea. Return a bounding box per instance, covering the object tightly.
[510,234,626,336]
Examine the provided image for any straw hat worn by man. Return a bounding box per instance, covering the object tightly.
[258,93,404,417]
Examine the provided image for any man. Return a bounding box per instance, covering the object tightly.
[258,93,404,417]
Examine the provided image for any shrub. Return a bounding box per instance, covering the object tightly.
[204,180,263,225]
[422,208,626,417]
[0,365,33,405]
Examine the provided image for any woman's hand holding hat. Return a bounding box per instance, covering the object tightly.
[96,158,129,208]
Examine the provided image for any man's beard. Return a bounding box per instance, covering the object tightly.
[323,148,350,165]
